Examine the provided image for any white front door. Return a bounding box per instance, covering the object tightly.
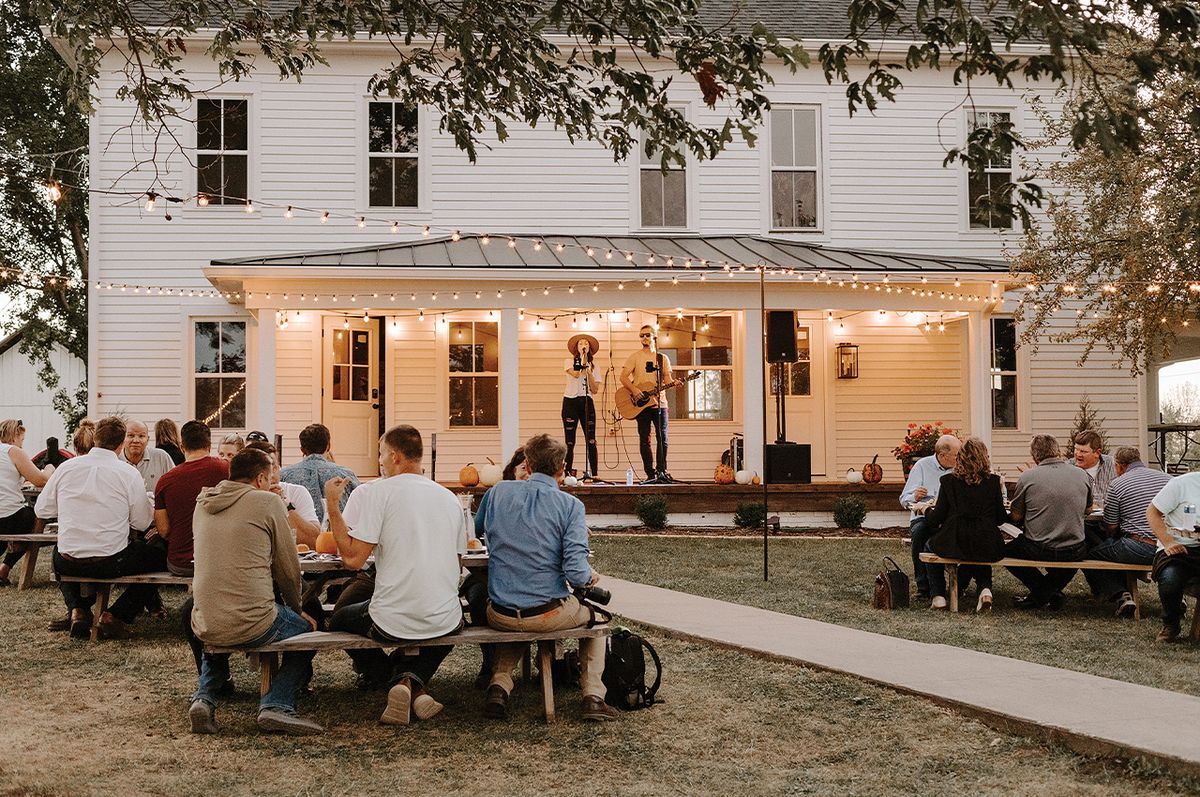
[767,318,827,477]
[322,316,380,477]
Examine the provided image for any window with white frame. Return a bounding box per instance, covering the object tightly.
[770,106,820,230]
[368,101,419,208]
[769,325,812,396]
[991,317,1018,428]
[196,98,248,204]
[640,145,687,228]
[967,110,1014,229]
[194,320,246,428]
[448,321,498,427]
[655,315,733,421]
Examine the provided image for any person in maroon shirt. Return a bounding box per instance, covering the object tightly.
[153,421,229,577]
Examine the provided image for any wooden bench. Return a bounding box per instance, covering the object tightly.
[205,625,612,723]
[0,532,57,589]
[58,573,192,640]
[918,553,1153,616]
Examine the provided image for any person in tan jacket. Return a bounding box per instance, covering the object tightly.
[188,447,321,736]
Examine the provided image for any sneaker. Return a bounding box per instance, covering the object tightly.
[1156,624,1182,643]
[380,681,412,725]
[581,695,620,722]
[930,596,948,610]
[1114,593,1137,619]
[189,700,217,734]
[483,685,509,719]
[976,589,993,614]
[1047,592,1066,611]
[412,690,444,721]
[257,708,323,736]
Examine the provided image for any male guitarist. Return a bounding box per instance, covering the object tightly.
[620,325,675,483]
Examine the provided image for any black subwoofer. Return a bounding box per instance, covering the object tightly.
[765,443,811,484]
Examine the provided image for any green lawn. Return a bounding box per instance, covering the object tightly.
[0,558,1196,796]
[593,535,1200,698]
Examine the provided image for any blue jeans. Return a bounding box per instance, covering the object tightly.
[192,604,315,713]
[909,517,935,595]
[1084,536,1155,602]
[1157,561,1199,627]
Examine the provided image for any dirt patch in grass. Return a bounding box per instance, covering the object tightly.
[594,535,1200,700]
[1,559,1197,796]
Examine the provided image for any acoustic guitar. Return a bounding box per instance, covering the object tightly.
[614,371,701,420]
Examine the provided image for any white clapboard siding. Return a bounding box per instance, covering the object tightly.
[0,338,87,450]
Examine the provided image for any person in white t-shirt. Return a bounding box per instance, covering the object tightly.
[325,425,465,725]
[1146,472,1200,642]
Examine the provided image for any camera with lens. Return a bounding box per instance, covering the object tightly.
[574,584,611,605]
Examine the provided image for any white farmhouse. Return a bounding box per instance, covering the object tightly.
[71,3,1143,484]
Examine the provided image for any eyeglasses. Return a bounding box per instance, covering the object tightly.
[246,430,269,442]
[639,333,653,338]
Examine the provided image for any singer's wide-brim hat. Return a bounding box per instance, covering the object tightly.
[567,334,601,357]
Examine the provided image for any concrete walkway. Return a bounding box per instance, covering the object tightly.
[607,577,1200,776]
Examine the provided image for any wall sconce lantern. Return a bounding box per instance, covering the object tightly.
[836,342,859,379]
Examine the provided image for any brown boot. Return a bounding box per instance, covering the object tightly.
[580,695,619,722]
[68,608,93,639]
[97,611,134,640]
[1156,624,1181,643]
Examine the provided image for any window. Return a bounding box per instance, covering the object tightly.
[769,325,812,396]
[655,315,733,420]
[991,317,1018,428]
[368,102,419,208]
[196,98,248,204]
[640,146,687,228]
[967,110,1014,229]
[770,106,820,229]
[194,321,246,428]
[448,321,498,427]
[331,328,371,402]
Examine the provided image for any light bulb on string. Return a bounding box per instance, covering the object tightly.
[197,193,210,207]
[391,222,399,234]
[422,225,430,236]
[320,211,329,224]
[144,192,157,212]
[46,181,62,202]
[357,217,366,229]
[481,234,490,245]
[451,231,461,242]
[244,199,255,214]
[284,206,293,219]
[533,240,542,252]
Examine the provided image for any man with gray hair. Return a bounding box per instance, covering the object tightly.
[899,434,961,600]
[1085,446,1172,617]
[1006,434,1092,609]
[480,433,618,722]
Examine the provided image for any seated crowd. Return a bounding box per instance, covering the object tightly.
[1,413,616,735]
[902,428,1200,640]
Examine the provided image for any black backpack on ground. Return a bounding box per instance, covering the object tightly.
[602,628,662,710]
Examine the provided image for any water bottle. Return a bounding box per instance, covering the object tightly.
[1186,503,1197,529]
[625,466,635,486]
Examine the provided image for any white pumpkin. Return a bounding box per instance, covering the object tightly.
[845,468,863,484]
[479,460,504,487]
[562,475,579,487]
[734,469,752,485]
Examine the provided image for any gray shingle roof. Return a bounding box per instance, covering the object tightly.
[210,233,1007,274]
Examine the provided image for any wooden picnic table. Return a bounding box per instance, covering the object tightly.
[0,523,58,589]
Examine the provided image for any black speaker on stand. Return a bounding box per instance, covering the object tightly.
[766,311,798,363]
[765,443,811,484]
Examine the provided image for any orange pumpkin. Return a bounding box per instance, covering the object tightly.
[714,464,735,484]
[460,463,480,487]
[862,454,883,484]
[315,530,338,555]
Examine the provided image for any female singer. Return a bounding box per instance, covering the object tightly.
[562,334,601,478]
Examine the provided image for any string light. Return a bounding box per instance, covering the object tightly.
[320,211,329,223]
[244,199,255,214]
[197,193,210,207]
[284,206,293,219]
[144,191,157,212]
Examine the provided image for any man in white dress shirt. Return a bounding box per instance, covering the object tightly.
[37,416,161,638]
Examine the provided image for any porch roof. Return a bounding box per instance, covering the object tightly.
[210,234,1009,276]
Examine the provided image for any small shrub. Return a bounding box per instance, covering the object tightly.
[832,496,868,530]
[633,495,669,530]
[733,501,768,529]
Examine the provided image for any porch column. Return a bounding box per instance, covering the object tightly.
[255,312,277,435]
[966,311,992,447]
[741,308,765,475]
[500,308,521,458]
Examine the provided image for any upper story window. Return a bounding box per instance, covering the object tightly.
[991,317,1018,428]
[196,99,248,205]
[656,315,733,421]
[640,146,687,228]
[368,102,419,208]
[770,106,820,230]
[968,110,1015,230]
[194,320,246,429]
[769,325,812,397]
[448,321,498,427]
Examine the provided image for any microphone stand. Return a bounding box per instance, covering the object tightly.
[579,357,606,484]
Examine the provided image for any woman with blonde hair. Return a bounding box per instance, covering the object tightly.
[923,437,1009,612]
[0,420,52,586]
[217,432,245,462]
[72,419,96,455]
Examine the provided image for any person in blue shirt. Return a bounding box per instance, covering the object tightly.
[899,434,961,599]
[279,423,359,524]
[481,433,618,722]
